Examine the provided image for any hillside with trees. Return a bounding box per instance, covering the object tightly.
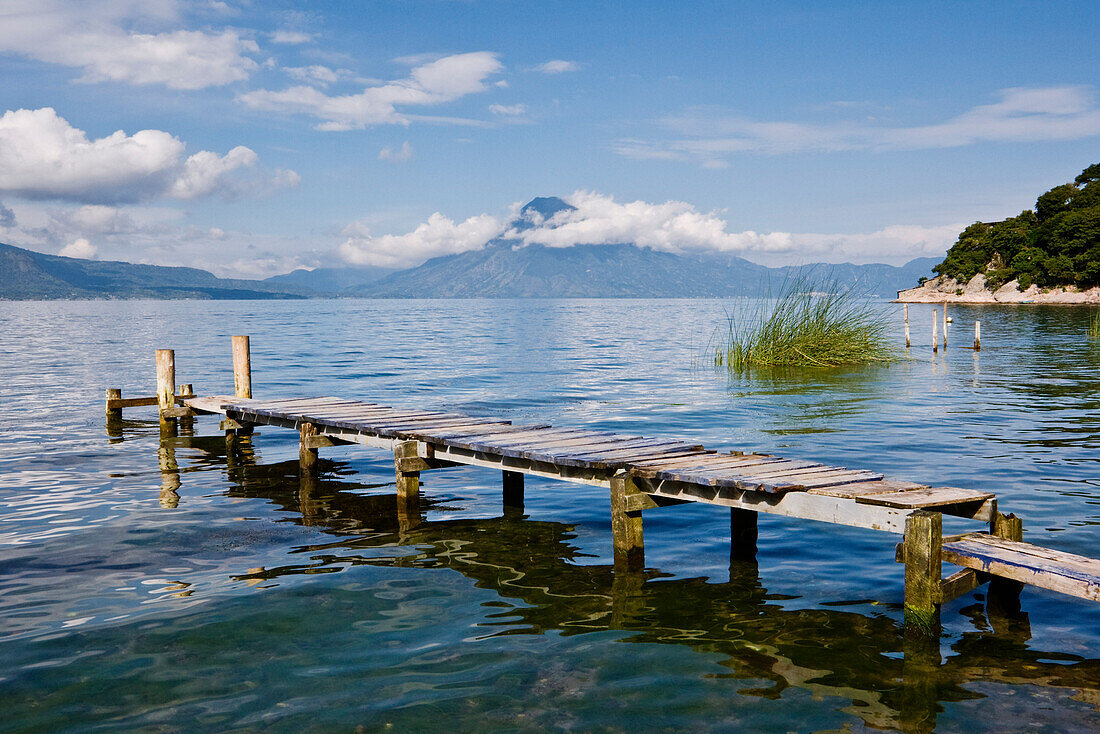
[932,163,1100,290]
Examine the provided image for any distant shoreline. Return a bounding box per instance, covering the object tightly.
[895,275,1100,305]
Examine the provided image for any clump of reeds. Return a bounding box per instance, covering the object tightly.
[1089,310,1100,340]
[716,278,895,370]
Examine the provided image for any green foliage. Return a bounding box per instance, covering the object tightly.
[932,164,1100,288]
[1090,310,1100,340]
[717,278,895,370]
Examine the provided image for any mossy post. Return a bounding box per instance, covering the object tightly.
[903,304,910,348]
[932,310,938,353]
[155,349,175,417]
[610,472,644,571]
[974,321,981,351]
[943,302,948,347]
[299,421,318,474]
[903,510,942,636]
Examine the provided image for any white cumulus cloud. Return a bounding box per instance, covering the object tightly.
[338,212,506,268]
[0,1,258,89]
[284,65,339,85]
[0,108,296,204]
[270,30,315,45]
[59,237,98,259]
[489,103,526,116]
[511,191,793,254]
[240,52,504,129]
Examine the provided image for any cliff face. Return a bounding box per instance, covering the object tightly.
[897,274,1100,304]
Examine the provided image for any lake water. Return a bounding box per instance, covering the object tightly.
[1,298,1098,733]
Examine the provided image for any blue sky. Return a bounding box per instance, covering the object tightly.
[1,0,1098,276]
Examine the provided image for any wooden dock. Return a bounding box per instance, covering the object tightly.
[106,337,1100,634]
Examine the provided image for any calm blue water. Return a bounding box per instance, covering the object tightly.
[1,299,1098,733]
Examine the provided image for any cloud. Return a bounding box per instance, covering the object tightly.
[336,190,962,270]
[271,30,315,45]
[489,103,526,116]
[338,212,506,268]
[534,60,580,74]
[59,237,97,259]
[617,86,1100,165]
[0,1,258,89]
[239,51,503,129]
[510,191,792,254]
[0,108,297,204]
[378,142,414,162]
[0,201,15,228]
[284,65,338,85]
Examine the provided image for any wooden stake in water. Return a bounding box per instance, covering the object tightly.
[232,335,252,399]
[155,349,176,415]
[974,321,981,351]
[943,302,948,347]
[904,304,911,348]
[932,310,938,353]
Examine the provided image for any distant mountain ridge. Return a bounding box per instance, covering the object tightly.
[1,197,939,299]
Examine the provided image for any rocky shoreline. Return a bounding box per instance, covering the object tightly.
[895,274,1100,304]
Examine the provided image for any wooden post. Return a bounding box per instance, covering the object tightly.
[903,510,942,635]
[105,388,122,421]
[394,440,421,531]
[974,321,981,351]
[155,349,175,416]
[610,472,644,571]
[299,422,318,473]
[987,512,1024,616]
[232,335,252,399]
[158,440,180,509]
[932,311,938,353]
[903,304,910,348]
[943,302,948,347]
[730,507,758,563]
[178,383,193,397]
[503,470,524,517]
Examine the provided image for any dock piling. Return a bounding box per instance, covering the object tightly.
[943,302,948,347]
[987,512,1025,617]
[932,311,938,353]
[974,321,981,351]
[903,305,910,348]
[232,335,252,399]
[394,440,422,530]
[155,349,176,418]
[903,511,942,635]
[299,421,318,473]
[106,388,122,427]
[730,507,759,563]
[503,470,524,516]
[610,472,645,571]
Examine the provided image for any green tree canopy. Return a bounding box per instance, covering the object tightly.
[932,163,1100,289]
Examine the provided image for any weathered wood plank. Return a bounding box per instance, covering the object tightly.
[807,479,924,498]
[942,534,1100,602]
[856,486,995,509]
[751,470,884,492]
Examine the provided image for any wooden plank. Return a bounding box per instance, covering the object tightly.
[751,470,884,492]
[659,459,821,486]
[856,486,994,509]
[511,436,653,460]
[807,479,924,498]
[449,428,586,452]
[629,452,762,468]
[426,423,554,440]
[561,439,699,460]
[939,568,983,603]
[631,455,779,479]
[475,427,615,447]
[397,421,513,440]
[942,535,1100,602]
[645,459,789,485]
[528,438,686,462]
[589,447,717,468]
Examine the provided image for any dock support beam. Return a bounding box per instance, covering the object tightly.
[503,470,524,517]
[394,441,421,531]
[903,510,942,636]
[610,472,644,571]
[155,349,175,420]
[299,422,318,473]
[730,507,759,563]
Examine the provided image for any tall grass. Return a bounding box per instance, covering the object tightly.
[1089,310,1100,340]
[716,278,895,370]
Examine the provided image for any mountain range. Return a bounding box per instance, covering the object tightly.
[1,197,937,300]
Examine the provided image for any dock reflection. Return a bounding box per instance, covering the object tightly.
[149,427,1100,733]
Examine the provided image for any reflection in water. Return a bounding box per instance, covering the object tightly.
[148,428,1100,734]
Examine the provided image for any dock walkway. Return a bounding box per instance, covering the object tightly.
[107,337,1100,634]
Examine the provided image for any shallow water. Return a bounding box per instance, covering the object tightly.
[0,298,1098,733]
